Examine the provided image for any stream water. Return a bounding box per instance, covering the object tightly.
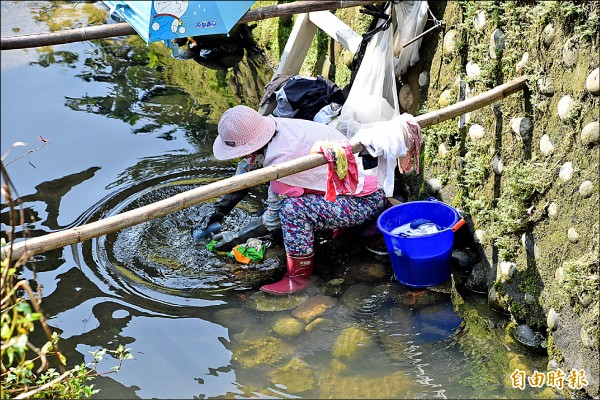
[1,2,556,399]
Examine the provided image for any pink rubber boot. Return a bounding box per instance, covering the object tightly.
[260,253,314,295]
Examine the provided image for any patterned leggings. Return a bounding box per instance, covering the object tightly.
[279,189,387,256]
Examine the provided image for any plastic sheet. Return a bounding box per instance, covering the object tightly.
[393,1,430,76]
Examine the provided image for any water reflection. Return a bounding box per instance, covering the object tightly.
[15,166,101,230]
[30,48,79,68]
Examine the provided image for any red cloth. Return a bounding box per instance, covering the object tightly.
[314,142,359,202]
[398,117,423,174]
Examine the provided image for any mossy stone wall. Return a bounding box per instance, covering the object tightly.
[412,2,598,397]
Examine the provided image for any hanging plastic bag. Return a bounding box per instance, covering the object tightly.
[337,3,399,140]
[393,1,429,77]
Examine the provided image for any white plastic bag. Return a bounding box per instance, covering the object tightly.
[337,2,429,196]
[393,1,429,76]
[337,3,399,140]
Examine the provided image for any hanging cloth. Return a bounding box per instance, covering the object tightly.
[311,141,359,202]
[274,75,346,121]
[352,114,422,197]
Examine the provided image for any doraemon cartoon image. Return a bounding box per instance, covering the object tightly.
[152,1,189,35]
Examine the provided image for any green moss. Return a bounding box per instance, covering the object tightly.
[561,252,600,312]
[248,1,290,68]
[462,140,493,189]
[300,29,330,76]
[450,279,548,397]
[422,119,459,165]
[546,334,564,363]
[417,1,598,393]
[82,3,108,25]
[487,161,554,261]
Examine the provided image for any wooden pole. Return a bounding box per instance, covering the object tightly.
[0,1,380,50]
[2,75,528,261]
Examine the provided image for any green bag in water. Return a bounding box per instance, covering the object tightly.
[207,238,266,264]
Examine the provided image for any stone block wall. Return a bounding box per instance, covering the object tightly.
[407,2,599,397]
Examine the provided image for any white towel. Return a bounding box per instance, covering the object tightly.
[352,114,417,196]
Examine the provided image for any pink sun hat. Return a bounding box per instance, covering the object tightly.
[213,105,277,160]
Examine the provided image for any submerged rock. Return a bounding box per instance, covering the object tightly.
[305,317,335,333]
[345,259,389,283]
[320,278,345,297]
[340,283,394,317]
[272,316,305,338]
[399,288,449,307]
[232,336,294,368]
[340,284,375,311]
[214,308,260,333]
[513,324,545,351]
[267,357,316,394]
[246,291,308,312]
[318,369,415,399]
[292,294,337,323]
[332,325,373,360]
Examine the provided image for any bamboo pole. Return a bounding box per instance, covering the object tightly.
[1,1,380,50]
[2,75,528,261]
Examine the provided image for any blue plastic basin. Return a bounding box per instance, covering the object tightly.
[376,199,460,287]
